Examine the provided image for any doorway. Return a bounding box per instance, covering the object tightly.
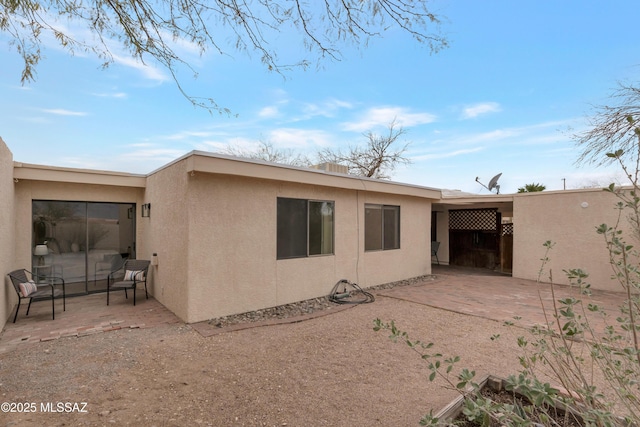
[448,208,501,270]
[32,200,136,295]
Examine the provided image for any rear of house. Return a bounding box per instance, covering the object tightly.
[2,136,632,332]
[146,152,439,323]
[1,142,440,328]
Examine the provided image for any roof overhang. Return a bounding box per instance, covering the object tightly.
[13,162,146,188]
[179,151,443,200]
[438,194,514,204]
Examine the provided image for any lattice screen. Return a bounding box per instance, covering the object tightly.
[501,223,514,236]
[449,209,498,231]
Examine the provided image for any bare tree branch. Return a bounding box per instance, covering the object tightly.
[317,119,411,179]
[222,140,311,167]
[221,120,411,179]
[575,83,640,166]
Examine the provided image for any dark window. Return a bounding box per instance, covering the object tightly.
[365,204,400,251]
[277,198,334,259]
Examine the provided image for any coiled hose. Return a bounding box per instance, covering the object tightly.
[329,279,375,305]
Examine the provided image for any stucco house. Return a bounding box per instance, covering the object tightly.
[1,137,441,328]
[1,136,630,332]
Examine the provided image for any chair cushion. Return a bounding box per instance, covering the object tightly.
[124,270,145,281]
[19,281,38,297]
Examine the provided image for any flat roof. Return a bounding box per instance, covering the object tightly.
[175,151,444,200]
[13,162,147,188]
[13,152,444,199]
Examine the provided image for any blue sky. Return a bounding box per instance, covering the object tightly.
[1,1,638,194]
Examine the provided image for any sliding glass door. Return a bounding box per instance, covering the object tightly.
[32,201,136,295]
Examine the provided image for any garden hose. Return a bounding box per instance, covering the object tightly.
[328,279,375,305]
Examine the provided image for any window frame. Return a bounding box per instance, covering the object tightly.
[277,197,335,260]
[364,204,401,252]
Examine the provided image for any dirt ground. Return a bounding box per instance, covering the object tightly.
[0,294,533,427]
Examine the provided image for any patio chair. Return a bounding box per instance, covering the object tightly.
[7,269,66,323]
[107,259,150,306]
[431,241,440,265]
[94,253,127,287]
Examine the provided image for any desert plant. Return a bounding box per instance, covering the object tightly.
[376,180,640,425]
[375,123,640,425]
[375,87,640,425]
[375,238,639,425]
[503,241,639,426]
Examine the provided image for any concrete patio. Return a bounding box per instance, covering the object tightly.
[0,291,181,354]
[0,265,630,354]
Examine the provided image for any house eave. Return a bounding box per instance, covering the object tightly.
[439,194,515,204]
[179,151,443,200]
[13,162,147,188]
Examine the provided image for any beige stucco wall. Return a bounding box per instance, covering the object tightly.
[4,151,436,325]
[148,159,433,323]
[0,138,15,329]
[12,179,144,297]
[513,188,631,291]
[358,191,431,286]
[141,160,190,321]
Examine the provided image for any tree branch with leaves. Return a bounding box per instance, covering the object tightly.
[517,183,546,193]
[1,0,448,113]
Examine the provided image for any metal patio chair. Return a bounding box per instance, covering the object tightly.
[94,253,127,287]
[107,259,150,306]
[431,241,440,265]
[8,268,66,323]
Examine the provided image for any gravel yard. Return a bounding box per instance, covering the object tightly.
[0,292,526,427]
[2,269,627,426]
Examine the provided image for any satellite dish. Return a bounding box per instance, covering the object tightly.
[475,173,502,194]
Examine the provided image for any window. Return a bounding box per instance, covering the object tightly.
[365,204,400,251]
[32,200,136,295]
[277,198,334,259]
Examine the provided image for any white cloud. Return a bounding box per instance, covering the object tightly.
[41,108,88,116]
[111,53,170,83]
[92,91,127,99]
[58,145,188,173]
[198,137,260,153]
[267,128,333,149]
[194,130,333,157]
[457,129,518,144]
[162,130,217,141]
[301,98,354,118]
[118,147,188,163]
[259,106,280,118]
[461,102,501,119]
[437,120,574,148]
[342,106,437,132]
[411,147,485,161]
